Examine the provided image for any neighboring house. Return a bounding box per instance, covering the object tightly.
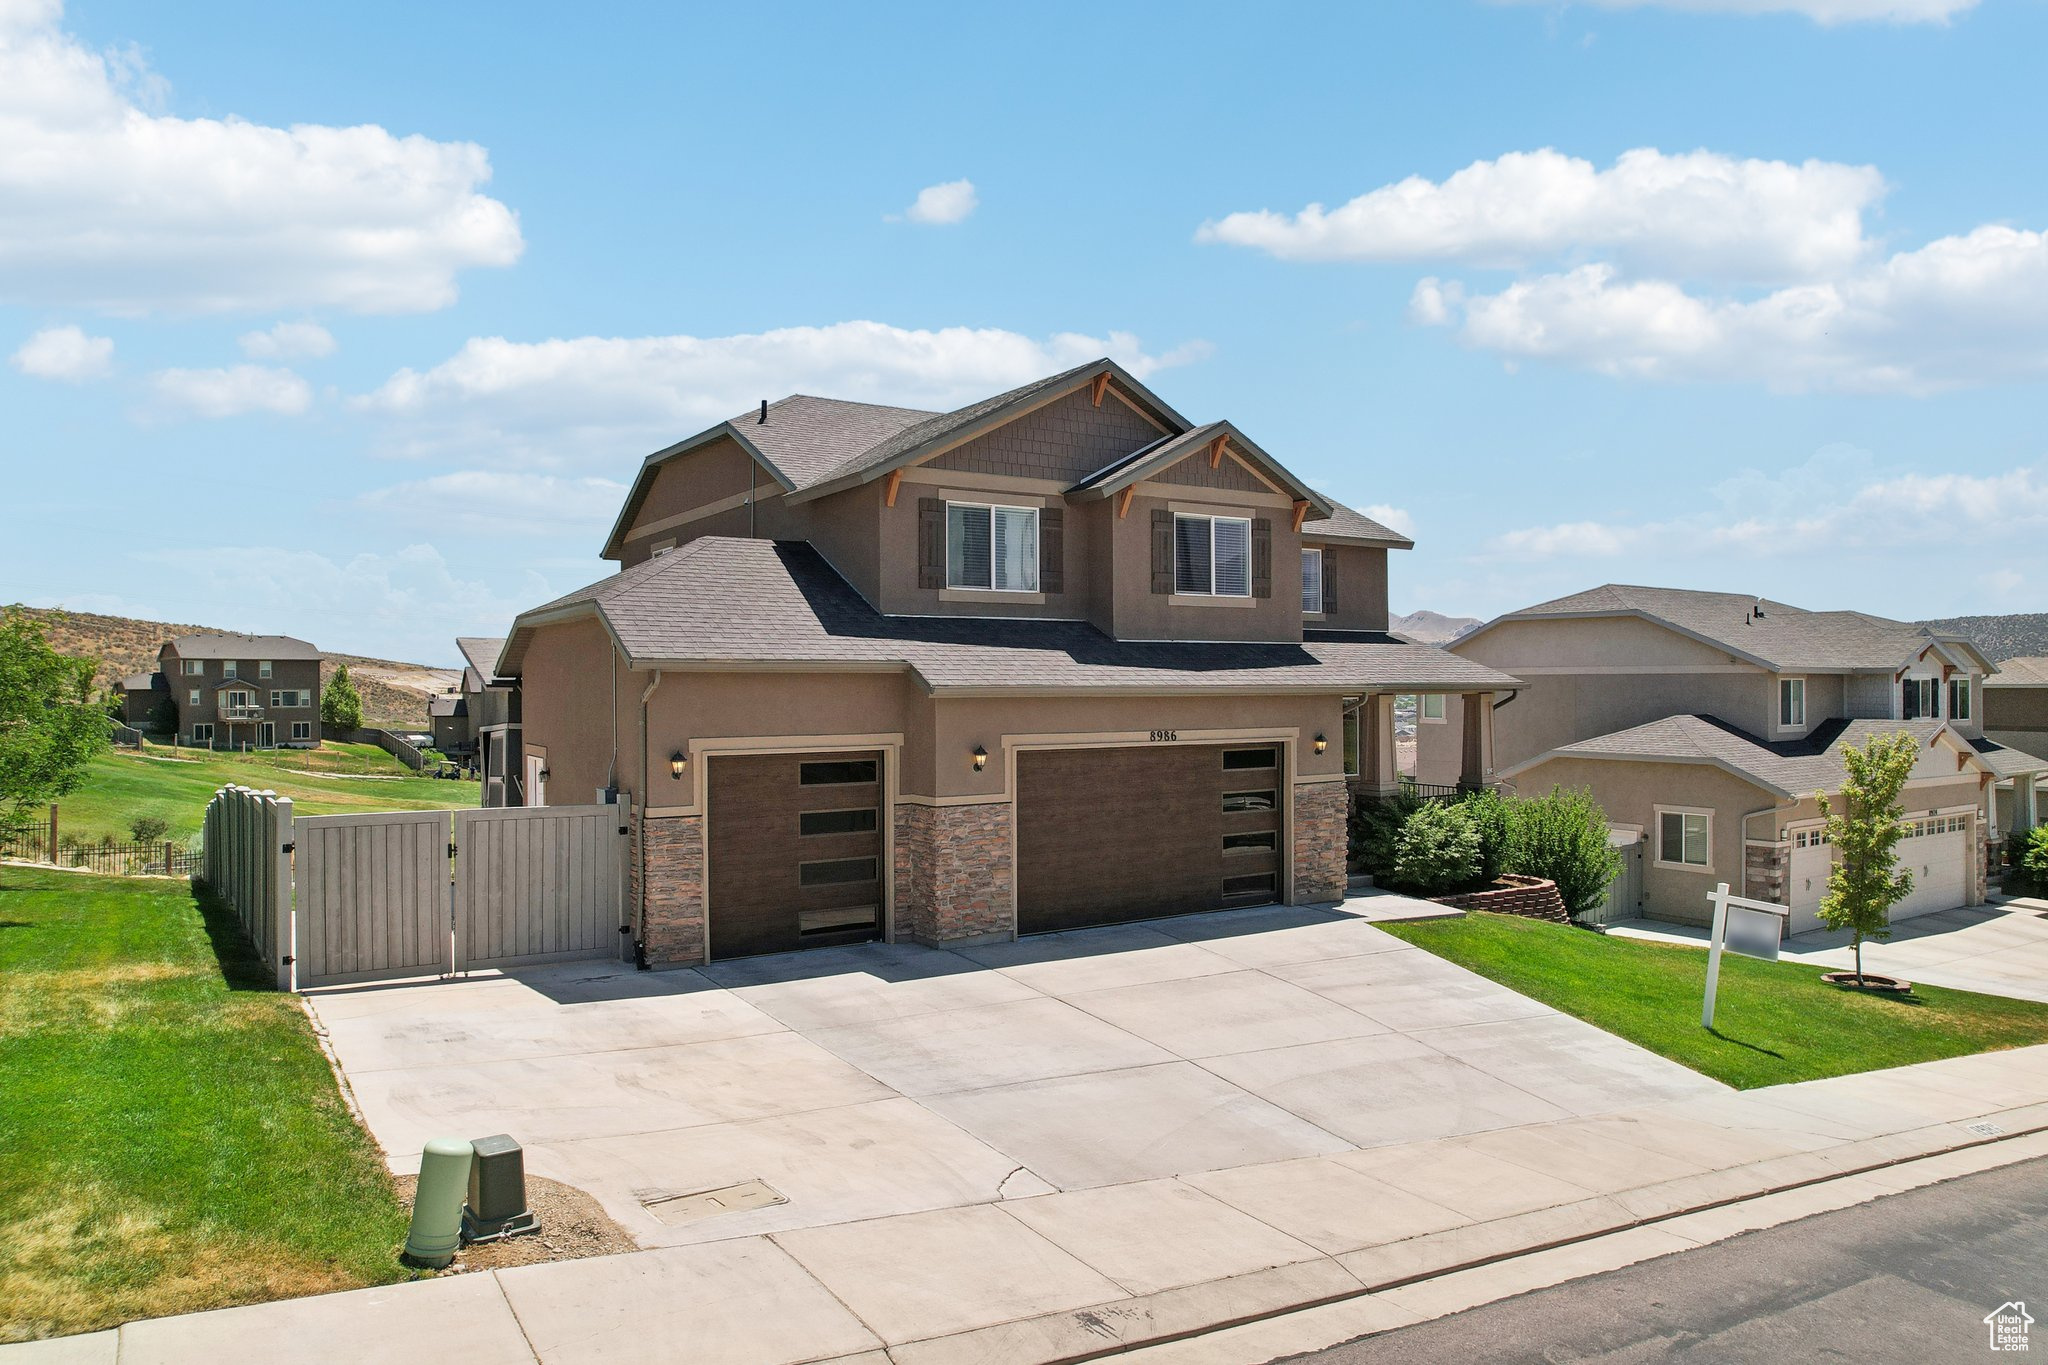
[427,691,470,754]
[118,670,168,727]
[1416,585,2047,930]
[1986,656,2048,833]
[158,633,323,750]
[494,357,1517,966]
[457,636,516,806]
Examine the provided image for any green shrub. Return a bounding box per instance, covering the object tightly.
[2017,826,2048,895]
[1349,788,1423,877]
[1393,801,1482,896]
[129,815,170,843]
[1460,788,1515,882]
[1508,786,1622,919]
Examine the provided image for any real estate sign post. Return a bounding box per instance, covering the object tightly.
[1703,881,1790,1029]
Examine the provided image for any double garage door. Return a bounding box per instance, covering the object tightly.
[1786,814,1970,936]
[1017,742,1286,935]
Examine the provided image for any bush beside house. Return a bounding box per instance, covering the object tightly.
[1355,784,1620,922]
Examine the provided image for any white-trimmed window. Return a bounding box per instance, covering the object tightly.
[946,502,1038,592]
[270,689,310,708]
[1301,547,1324,614]
[1419,694,1446,723]
[223,689,253,710]
[1778,677,1806,728]
[182,659,205,676]
[191,723,213,743]
[188,689,201,706]
[259,660,273,679]
[1174,513,1251,597]
[223,661,237,679]
[291,721,313,741]
[1656,807,1712,870]
[1902,677,1939,720]
[1949,676,1972,721]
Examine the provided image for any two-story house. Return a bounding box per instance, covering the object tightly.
[455,635,517,804]
[1415,586,2047,931]
[1986,657,2048,834]
[157,633,323,750]
[493,358,1518,967]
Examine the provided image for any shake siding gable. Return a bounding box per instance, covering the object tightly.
[927,384,1163,484]
[1153,447,1271,493]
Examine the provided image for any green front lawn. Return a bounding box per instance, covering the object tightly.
[48,742,479,844]
[0,868,410,1341]
[1381,911,2048,1089]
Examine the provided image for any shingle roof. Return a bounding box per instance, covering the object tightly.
[428,694,467,718]
[1988,657,2048,688]
[167,633,320,661]
[1504,712,2002,795]
[1301,504,1414,549]
[740,394,938,489]
[505,537,1517,695]
[1486,584,1988,673]
[1063,420,1336,518]
[456,636,508,682]
[1971,735,2048,779]
[119,671,161,692]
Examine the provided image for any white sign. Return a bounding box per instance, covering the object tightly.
[1702,882,1790,1030]
[1985,1301,2033,1352]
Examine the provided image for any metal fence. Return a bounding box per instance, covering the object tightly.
[0,825,199,877]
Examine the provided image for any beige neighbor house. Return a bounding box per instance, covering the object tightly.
[1414,586,2048,933]
[494,358,1518,967]
[1986,657,2048,833]
[153,633,323,750]
[455,635,516,802]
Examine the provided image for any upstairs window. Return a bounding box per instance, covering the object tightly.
[1778,677,1805,728]
[223,661,237,679]
[1949,677,1972,721]
[1902,677,1938,720]
[1301,547,1324,614]
[259,660,273,679]
[1175,514,1251,597]
[182,659,205,676]
[947,503,1038,592]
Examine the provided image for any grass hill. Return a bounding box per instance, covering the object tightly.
[1919,612,2048,664]
[9,604,456,730]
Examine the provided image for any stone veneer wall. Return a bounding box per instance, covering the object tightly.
[894,801,1013,945]
[636,812,705,967]
[1976,821,1990,905]
[1292,780,1350,905]
[1745,840,1788,905]
[1431,874,1569,922]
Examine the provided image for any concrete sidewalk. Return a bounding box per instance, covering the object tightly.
[18,1042,2048,1365]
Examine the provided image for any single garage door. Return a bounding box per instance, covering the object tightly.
[1786,815,1970,935]
[706,750,884,960]
[1016,742,1284,935]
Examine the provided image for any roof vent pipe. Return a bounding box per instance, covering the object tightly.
[1754,597,1766,619]
[758,400,768,424]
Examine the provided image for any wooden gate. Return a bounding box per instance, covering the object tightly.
[454,805,625,970]
[295,810,452,986]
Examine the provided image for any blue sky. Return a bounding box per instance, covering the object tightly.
[4,0,2044,664]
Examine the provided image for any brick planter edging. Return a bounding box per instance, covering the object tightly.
[1431,873,1569,923]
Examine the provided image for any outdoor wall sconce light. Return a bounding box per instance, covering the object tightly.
[669,751,687,780]
[1313,733,1328,755]
[972,744,988,772]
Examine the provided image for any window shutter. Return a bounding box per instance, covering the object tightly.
[1251,518,1273,599]
[1320,552,1336,614]
[918,498,945,590]
[1150,508,1173,595]
[1041,505,1064,594]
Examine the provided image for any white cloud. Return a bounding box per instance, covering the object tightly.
[357,471,626,538]
[0,1,522,314]
[1501,0,1976,24]
[356,320,1211,466]
[1359,503,1417,539]
[148,364,311,418]
[1199,148,1883,282]
[895,178,978,226]
[239,321,336,360]
[10,322,110,380]
[1422,225,2048,393]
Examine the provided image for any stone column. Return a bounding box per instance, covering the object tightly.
[894,801,1014,946]
[1292,779,1350,904]
[1459,692,1490,791]
[635,813,705,967]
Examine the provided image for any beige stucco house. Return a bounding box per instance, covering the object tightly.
[494,358,1517,967]
[455,635,516,804]
[1416,585,2046,930]
[1987,657,2048,834]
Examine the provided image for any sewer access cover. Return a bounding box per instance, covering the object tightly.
[1964,1121,2006,1137]
[637,1179,788,1226]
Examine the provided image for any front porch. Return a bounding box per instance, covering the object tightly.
[1346,690,1498,801]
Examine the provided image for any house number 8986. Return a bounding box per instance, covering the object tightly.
[1149,729,1178,742]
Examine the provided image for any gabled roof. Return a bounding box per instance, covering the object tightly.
[1066,420,1335,519]
[428,693,467,718]
[1987,656,2048,687]
[120,671,162,692]
[456,636,508,685]
[1301,504,1414,550]
[501,536,1519,697]
[1463,584,1993,674]
[1499,712,2002,797]
[164,633,320,661]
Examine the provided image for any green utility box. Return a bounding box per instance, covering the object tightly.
[462,1132,539,1241]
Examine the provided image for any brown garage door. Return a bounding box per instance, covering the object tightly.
[706,750,884,960]
[1016,743,1284,935]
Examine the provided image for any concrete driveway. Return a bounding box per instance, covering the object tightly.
[309,895,1722,1253]
[1612,894,2048,1003]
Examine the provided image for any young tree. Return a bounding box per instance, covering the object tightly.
[321,663,363,733]
[0,609,110,866]
[1815,730,1921,985]
[1511,786,1624,920]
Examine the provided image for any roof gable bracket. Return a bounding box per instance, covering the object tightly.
[1091,372,1111,407]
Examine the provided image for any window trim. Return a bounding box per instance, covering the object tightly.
[1301,546,1324,616]
[290,720,313,741]
[944,499,1040,594]
[188,689,202,706]
[1949,675,1972,722]
[1419,693,1447,724]
[190,723,214,744]
[1654,805,1715,873]
[1901,675,1939,721]
[259,660,273,679]
[182,659,205,676]
[223,661,237,679]
[1173,512,1253,598]
[1778,676,1806,730]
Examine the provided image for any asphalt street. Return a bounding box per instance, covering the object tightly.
[1297,1154,2048,1364]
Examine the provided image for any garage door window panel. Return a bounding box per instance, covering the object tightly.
[800,759,878,786]
[798,857,879,888]
[799,808,878,837]
[1223,789,1276,813]
[1222,747,1278,771]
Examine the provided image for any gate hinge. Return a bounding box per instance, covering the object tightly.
[448,842,458,858]
[618,825,629,836]
[281,954,295,966]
